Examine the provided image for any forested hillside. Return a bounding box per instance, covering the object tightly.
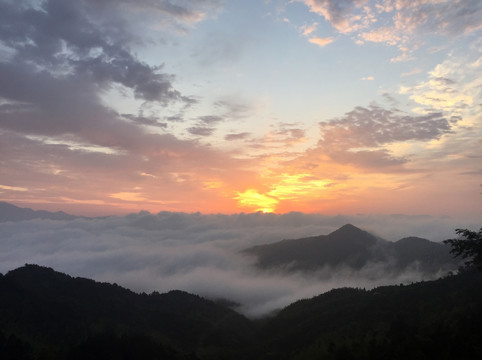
[1,264,481,359]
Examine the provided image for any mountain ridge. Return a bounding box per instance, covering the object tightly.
[243,224,458,274]
[0,264,254,359]
[1,264,482,359]
[0,201,83,222]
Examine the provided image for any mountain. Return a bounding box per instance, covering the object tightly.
[258,269,482,359]
[0,201,81,222]
[243,224,458,274]
[0,264,254,360]
[391,236,455,272]
[1,264,482,359]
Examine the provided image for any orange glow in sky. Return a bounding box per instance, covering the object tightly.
[0,0,481,219]
[234,173,332,213]
[235,189,278,213]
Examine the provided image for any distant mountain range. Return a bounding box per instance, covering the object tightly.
[1,264,482,359]
[0,201,82,222]
[243,224,458,275]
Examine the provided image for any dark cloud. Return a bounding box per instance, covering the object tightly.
[0,0,214,156]
[166,115,185,122]
[198,115,224,124]
[315,105,451,169]
[396,0,482,36]
[122,114,167,128]
[187,126,215,137]
[320,106,451,147]
[0,0,236,182]
[0,0,188,104]
[184,115,224,137]
[225,132,251,141]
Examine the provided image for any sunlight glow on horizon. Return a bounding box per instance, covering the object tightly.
[234,189,278,213]
[233,173,333,213]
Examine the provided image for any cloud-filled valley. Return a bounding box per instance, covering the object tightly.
[0,206,476,317]
[1,2,481,357]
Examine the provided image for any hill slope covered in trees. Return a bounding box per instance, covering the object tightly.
[1,264,482,359]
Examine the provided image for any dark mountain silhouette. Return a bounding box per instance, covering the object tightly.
[0,264,254,359]
[391,236,455,272]
[1,264,482,359]
[258,269,482,359]
[0,201,82,222]
[243,224,457,274]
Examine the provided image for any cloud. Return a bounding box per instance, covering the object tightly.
[300,22,319,36]
[198,115,224,124]
[185,115,225,136]
[308,36,335,47]
[247,123,308,151]
[401,68,422,77]
[214,98,256,120]
[187,126,215,137]
[358,26,400,46]
[122,114,167,128]
[314,105,451,169]
[0,0,198,103]
[225,132,251,141]
[0,212,475,317]
[369,0,482,61]
[0,126,254,216]
[361,76,374,80]
[399,54,482,118]
[392,0,482,36]
[0,0,197,150]
[320,106,451,146]
[297,0,482,61]
[298,0,369,34]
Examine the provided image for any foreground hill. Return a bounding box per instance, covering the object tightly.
[1,264,482,359]
[0,264,254,359]
[258,269,482,359]
[243,224,457,275]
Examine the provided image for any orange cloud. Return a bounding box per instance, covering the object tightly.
[309,36,334,47]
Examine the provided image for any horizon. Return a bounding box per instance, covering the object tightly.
[1,201,474,317]
[2,197,481,224]
[0,0,481,218]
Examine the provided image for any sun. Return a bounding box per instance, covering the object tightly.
[233,173,333,213]
[234,189,278,213]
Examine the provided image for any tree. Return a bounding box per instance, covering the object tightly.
[444,228,482,271]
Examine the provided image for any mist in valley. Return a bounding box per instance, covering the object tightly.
[0,209,474,317]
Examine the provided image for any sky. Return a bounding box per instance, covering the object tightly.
[0,0,481,219]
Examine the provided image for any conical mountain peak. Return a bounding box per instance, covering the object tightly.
[327,224,380,247]
[330,224,365,237]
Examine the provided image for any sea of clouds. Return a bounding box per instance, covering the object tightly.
[0,211,477,317]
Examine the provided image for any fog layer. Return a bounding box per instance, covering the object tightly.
[0,211,474,317]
